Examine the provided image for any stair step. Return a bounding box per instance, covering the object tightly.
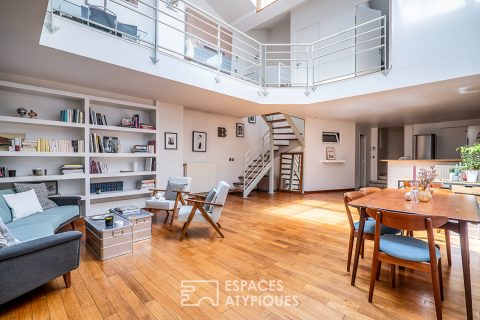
[272,126,291,130]
[263,112,283,117]
[267,119,288,123]
[274,138,297,140]
[233,182,244,187]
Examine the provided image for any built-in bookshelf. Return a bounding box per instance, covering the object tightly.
[0,80,161,216]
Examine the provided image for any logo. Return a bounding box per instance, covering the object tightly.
[180,280,220,307]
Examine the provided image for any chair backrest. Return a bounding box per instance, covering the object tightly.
[343,191,365,230]
[366,208,448,231]
[210,181,230,222]
[168,176,192,193]
[360,187,381,195]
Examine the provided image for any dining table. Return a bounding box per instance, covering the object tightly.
[348,188,480,320]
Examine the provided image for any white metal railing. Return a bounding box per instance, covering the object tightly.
[244,131,271,192]
[48,0,388,91]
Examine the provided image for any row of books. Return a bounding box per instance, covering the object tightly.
[37,139,85,153]
[60,109,85,123]
[89,108,108,126]
[60,164,84,175]
[89,133,119,153]
[90,160,109,174]
[132,144,155,153]
[136,179,155,190]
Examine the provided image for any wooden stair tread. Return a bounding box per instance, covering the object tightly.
[262,112,283,117]
[267,119,287,123]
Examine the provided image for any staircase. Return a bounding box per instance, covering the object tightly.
[279,153,302,192]
[232,113,305,198]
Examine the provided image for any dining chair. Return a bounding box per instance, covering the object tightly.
[178,181,230,241]
[343,191,401,272]
[366,208,447,320]
[360,187,381,195]
[146,176,191,224]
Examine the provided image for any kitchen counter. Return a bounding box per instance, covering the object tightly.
[381,159,461,163]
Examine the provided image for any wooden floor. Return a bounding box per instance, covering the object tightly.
[1,191,479,319]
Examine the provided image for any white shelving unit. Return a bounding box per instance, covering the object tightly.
[0,80,161,216]
[320,160,346,163]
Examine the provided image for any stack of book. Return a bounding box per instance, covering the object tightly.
[90,134,119,153]
[120,114,140,128]
[111,205,140,215]
[36,139,84,153]
[89,108,108,126]
[145,158,156,171]
[136,179,155,190]
[60,164,84,175]
[132,145,155,153]
[0,134,25,151]
[90,160,109,174]
[60,109,85,123]
[21,140,38,152]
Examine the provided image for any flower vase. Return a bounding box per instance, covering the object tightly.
[418,186,432,202]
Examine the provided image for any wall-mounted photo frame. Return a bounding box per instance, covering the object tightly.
[218,127,227,138]
[326,147,336,160]
[164,132,177,150]
[236,123,245,137]
[248,116,256,124]
[192,131,207,152]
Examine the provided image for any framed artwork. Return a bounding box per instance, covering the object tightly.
[326,147,336,160]
[164,132,177,150]
[236,123,245,137]
[192,131,207,152]
[218,127,227,138]
[248,116,256,124]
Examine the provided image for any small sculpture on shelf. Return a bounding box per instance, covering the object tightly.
[16,107,27,117]
[28,110,38,119]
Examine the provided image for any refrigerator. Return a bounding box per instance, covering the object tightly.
[413,134,436,160]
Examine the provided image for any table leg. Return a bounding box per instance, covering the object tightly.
[459,221,472,320]
[351,207,367,286]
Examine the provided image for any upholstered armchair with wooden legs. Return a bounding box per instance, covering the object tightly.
[366,208,447,320]
[146,176,191,224]
[343,191,401,272]
[178,181,230,241]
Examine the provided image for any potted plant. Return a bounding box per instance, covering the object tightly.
[458,143,480,182]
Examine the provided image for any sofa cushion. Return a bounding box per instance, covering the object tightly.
[0,217,19,248]
[8,223,55,242]
[14,183,57,210]
[0,189,14,224]
[41,205,79,226]
[3,189,43,220]
[7,214,63,231]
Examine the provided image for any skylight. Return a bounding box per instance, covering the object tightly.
[256,0,279,12]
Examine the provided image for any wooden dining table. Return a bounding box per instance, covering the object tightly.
[348,188,480,320]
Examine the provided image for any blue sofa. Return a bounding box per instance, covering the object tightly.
[0,189,82,305]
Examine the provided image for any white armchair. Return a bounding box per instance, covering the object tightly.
[146,176,191,224]
[178,181,230,240]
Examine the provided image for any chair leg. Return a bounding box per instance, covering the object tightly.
[347,231,355,272]
[376,261,382,281]
[180,208,196,241]
[438,258,444,302]
[63,272,71,288]
[445,230,452,267]
[361,238,365,259]
[199,209,224,238]
[170,208,175,225]
[407,230,414,237]
[391,264,396,288]
[430,258,443,320]
[217,222,221,228]
[70,221,75,230]
[164,211,170,223]
[368,257,378,303]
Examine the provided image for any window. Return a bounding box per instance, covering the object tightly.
[322,132,340,143]
[256,0,279,12]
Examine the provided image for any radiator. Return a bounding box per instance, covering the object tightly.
[183,163,216,193]
[435,164,456,180]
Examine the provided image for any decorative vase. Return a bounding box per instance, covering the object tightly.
[418,186,432,202]
[465,170,479,183]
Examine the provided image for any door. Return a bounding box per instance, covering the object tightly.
[359,134,367,187]
[278,152,304,193]
[355,6,382,75]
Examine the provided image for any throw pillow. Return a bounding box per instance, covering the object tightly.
[2,189,43,221]
[0,217,19,248]
[204,187,217,213]
[165,182,186,201]
[14,183,57,210]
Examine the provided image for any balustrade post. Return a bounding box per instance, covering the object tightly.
[46,0,59,33]
[150,0,159,64]
[215,22,221,83]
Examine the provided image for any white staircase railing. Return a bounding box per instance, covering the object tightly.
[243,131,272,198]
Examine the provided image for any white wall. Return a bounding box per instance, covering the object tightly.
[303,118,356,191]
[183,109,268,184]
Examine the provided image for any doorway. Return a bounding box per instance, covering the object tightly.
[359,134,367,187]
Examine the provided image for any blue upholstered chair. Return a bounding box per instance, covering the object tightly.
[366,208,447,320]
[343,191,400,272]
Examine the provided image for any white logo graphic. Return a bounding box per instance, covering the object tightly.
[180,280,220,307]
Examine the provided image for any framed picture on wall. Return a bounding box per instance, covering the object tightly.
[326,147,336,160]
[236,123,245,137]
[192,131,207,152]
[248,116,256,124]
[164,132,177,150]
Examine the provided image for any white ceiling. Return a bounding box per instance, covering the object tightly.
[0,0,479,128]
[204,0,255,25]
